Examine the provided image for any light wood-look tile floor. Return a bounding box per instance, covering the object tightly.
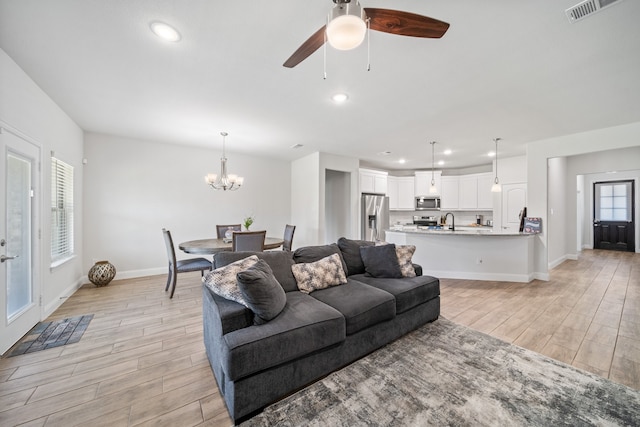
[1,249,638,426]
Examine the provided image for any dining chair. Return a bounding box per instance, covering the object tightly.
[283,224,296,252]
[162,229,212,298]
[216,224,242,239]
[232,230,266,252]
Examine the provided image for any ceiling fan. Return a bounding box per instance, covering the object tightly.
[283,0,450,68]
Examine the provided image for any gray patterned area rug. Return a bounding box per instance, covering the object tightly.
[243,318,640,426]
[8,314,93,356]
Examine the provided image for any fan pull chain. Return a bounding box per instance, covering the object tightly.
[367,18,371,72]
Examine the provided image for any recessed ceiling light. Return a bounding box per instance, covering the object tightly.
[331,93,348,103]
[377,151,392,156]
[443,149,452,155]
[150,21,181,42]
[488,151,496,157]
[290,143,304,149]
[438,160,445,166]
[399,159,406,164]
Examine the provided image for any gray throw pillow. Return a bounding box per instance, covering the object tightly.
[337,237,374,276]
[236,259,286,325]
[359,244,403,278]
[293,243,349,276]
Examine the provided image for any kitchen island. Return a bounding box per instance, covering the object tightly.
[386,228,535,283]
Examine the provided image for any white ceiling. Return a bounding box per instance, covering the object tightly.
[1,0,639,170]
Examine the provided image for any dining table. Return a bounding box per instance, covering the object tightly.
[178,237,284,255]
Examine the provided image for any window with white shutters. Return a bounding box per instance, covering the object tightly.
[50,157,74,265]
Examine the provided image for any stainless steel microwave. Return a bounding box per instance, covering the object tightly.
[415,196,441,210]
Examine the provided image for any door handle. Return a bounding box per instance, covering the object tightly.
[0,254,19,263]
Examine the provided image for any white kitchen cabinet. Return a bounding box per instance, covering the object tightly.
[440,176,459,210]
[477,173,494,210]
[359,169,388,194]
[459,173,494,210]
[387,176,399,209]
[458,176,478,209]
[397,177,415,210]
[414,171,441,196]
[388,176,415,210]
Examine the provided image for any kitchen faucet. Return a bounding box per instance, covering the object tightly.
[444,212,455,231]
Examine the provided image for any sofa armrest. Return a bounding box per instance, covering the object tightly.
[413,263,423,276]
[203,285,253,334]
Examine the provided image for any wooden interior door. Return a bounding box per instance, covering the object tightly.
[593,180,635,252]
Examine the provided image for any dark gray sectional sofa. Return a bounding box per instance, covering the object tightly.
[202,238,440,423]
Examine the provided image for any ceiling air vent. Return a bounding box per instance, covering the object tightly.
[566,0,625,23]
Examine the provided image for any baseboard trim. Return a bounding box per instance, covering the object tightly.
[427,270,535,283]
[44,278,84,318]
[81,267,166,285]
[548,254,578,270]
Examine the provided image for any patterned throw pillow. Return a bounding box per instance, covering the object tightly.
[375,241,417,278]
[291,253,347,294]
[395,245,417,277]
[203,255,259,307]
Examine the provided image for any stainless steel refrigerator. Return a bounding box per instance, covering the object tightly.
[361,194,389,242]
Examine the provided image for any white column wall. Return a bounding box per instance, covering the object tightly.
[291,153,320,248]
[291,152,360,247]
[547,157,568,268]
[83,132,291,278]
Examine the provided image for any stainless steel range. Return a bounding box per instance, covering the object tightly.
[413,215,438,226]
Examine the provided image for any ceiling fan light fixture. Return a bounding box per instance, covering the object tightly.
[326,1,367,50]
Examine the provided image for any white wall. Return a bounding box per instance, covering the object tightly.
[83,133,291,277]
[0,48,84,316]
[547,157,568,268]
[527,122,640,279]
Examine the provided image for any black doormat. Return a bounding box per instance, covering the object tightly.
[8,314,94,357]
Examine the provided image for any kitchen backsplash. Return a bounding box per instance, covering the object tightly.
[390,210,493,227]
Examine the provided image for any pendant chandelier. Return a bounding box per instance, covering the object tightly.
[429,141,438,194]
[205,132,244,191]
[491,137,502,193]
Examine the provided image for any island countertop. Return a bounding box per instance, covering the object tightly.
[385,229,535,282]
[386,227,528,237]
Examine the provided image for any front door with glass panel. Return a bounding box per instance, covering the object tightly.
[0,128,41,355]
[593,180,635,252]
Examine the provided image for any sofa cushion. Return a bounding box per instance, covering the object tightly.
[237,260,287,325]
[350,274,440,314]
[214,251,298,292]
[310,278,396,335]
[221,292,346,381]
[293,243,348,275]
[359,244,403,278]
[337,237,374,276]
[203,255,259,307]
[291,253,347,294]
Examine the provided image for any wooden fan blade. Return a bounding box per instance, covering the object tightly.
[283,25,326,68]
[364,8,449,38]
